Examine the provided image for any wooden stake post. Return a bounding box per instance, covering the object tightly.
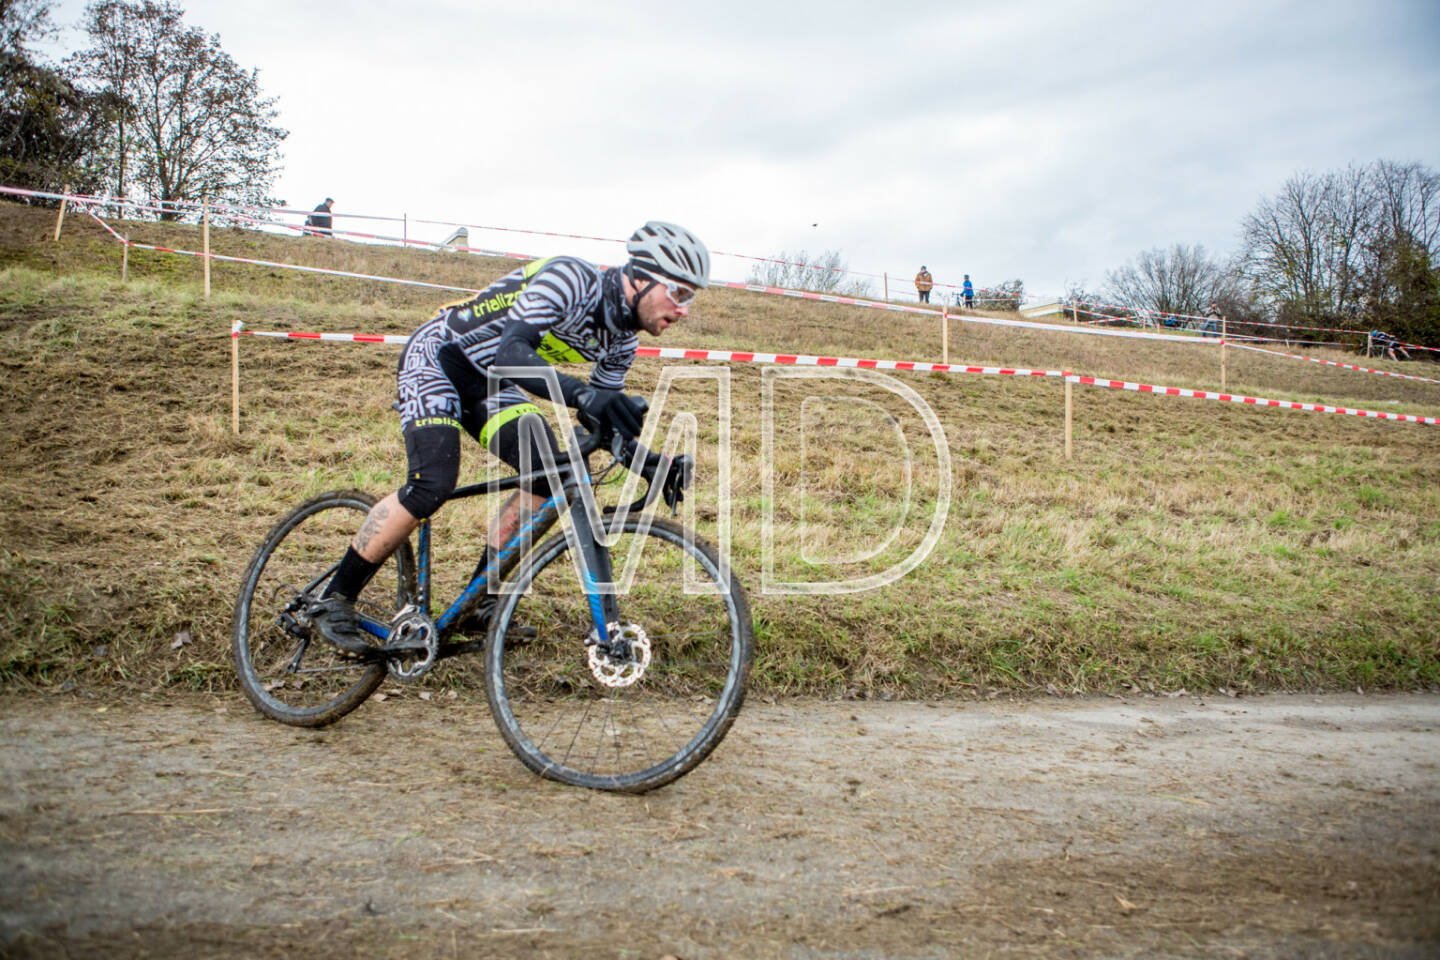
[1064,379,1073,460]
[941,308,949,365]
[231,325,240,434]
[202,197,211,298]
[121,236,129,282]
[883,272,889,302]
[53,186,70,240]
[1220,314,1228,389]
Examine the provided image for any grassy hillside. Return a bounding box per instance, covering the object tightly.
[2,201,1438,698]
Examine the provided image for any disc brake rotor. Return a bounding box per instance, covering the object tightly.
[587,623,651,688]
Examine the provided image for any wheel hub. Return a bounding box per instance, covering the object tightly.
[586,622,651,688]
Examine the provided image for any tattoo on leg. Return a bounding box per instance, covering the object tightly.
[355,502,391,556]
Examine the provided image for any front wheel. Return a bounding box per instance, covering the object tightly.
[484,516,753,793]
[232,490,416,727]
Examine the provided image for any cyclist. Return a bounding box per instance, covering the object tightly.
[1369,330,1412,362]
[308,221,708,657]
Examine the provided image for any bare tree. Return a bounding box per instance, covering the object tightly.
[746,249,874,297]
[70,0,286,218]
[2,0,55,55]
[1361,163,1440,343]
[1237,167,1371,324]
[1367,160,1440,260]
[1105,243,1233,316]
[1236,161,1440,342]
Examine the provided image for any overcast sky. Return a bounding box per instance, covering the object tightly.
[39,0,1440,299]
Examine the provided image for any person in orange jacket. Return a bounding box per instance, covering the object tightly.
[914,266,934,304]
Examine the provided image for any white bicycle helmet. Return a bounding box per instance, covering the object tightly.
[626,221,710,289]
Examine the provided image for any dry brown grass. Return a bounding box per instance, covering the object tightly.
[2,201,1438,697]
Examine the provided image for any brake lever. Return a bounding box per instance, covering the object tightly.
[663,455,694,516]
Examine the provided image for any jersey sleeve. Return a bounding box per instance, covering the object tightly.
[590,340,635,391]
[507,260,588,331]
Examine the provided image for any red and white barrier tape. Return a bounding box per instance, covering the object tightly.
[58,202,1300,349]
[1074,299,1363,335]
[17,185,1440,365]
[230,323,1437,425]
[230,323,1065,376]
[1072,298,1440,352]
[1074,300,1213,325]
[8,184,1019,309]
[634,345,1063,376]
[1073,306,1377,348]
[82,208,481,294]
[232,323,409,345]
[1067,374,1438,425]
[93,191,406,224]
[708,282,1209,343]
[1230,342,1440,385]
[12,185,1439,352]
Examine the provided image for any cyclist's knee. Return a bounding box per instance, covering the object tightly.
[398,474,455,519]
[398,420,462,519]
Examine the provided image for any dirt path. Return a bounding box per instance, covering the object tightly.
[0,691,1436,959]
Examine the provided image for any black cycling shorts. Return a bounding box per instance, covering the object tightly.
[484,406,560,498]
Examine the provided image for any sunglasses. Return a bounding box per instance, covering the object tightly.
[640,271,697,306]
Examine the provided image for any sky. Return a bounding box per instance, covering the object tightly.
[37,0,1440,300]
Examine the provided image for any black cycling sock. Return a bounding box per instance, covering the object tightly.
[323,547,382,600]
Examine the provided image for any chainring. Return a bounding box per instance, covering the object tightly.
[386,607,439,682]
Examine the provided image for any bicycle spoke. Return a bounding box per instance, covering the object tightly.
[485,516,752,792]
[233,492,410,727]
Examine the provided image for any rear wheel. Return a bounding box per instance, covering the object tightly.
[484,515,752,793]
[232,490,415,727]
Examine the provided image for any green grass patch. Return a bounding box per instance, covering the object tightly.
[2,202,1438,697]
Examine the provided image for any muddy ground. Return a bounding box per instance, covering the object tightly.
[0,691,1436,959]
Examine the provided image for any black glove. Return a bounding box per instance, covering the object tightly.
[640,453,693,512]
[574,387,645,440]
[662,455,693,511]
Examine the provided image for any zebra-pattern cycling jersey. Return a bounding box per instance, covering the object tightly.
[395,256,637,428]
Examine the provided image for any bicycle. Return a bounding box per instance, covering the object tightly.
[232,418,753,793]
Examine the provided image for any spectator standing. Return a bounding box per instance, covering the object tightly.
[305,197,335,237]
[914,266,933,304]
[1201,301,1221,338]
[962,275,975,309]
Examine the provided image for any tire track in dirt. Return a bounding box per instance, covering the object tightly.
[0,692,1436,958]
